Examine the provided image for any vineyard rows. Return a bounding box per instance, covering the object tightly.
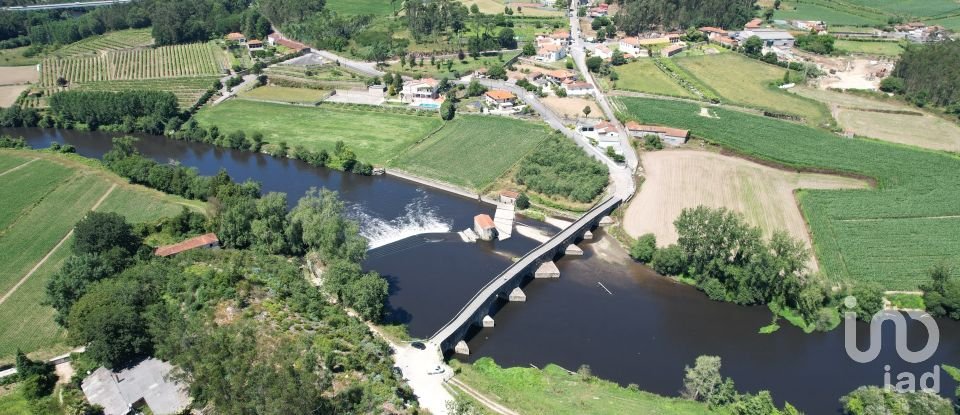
[41,42,224,86]
[51,28,154,58]
[72,76,220,108]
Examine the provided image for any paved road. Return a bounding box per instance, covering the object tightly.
[566,5,638,171]
[211,74,258,106]
[314,50,384,78]
[2,0,131,11]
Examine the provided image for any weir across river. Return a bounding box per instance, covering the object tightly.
[428,196,622,354]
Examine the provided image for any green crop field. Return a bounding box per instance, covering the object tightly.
[239,85,330,104]
[613,59,694,98]
[616,97,960,290]
[0,150,201,361]
[674,54,831,126]
[194,99,444,165]
[390,115,552,190]
[845,0,960,18]
[835,40,904,56]
[74,76,220,109]
[327,0,395,15]
[775,1,885,26]
[0,46,41,67]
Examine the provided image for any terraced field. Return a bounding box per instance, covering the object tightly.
[0,150,202,361]
[616,97,960,289]
[75,76,220,108]
[390,115,552,190]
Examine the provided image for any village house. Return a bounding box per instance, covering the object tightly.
[893,22,947,43]
[400,78,440,103]
[660,43,685,57]
[155,233,220,257]
[225,32,246,43]
[588,3,609,17]
[744,18,763,29]
[484,89,517,110]
[473,214,497,241]
[267,32,310,52]
[736,30,795,48]
[562,80,593,96]
[580,120,619,142]
[81,358,190,415]
[535,43,567,62]
[592,43,614,60]
[714,36,739,48]
[246,39,263,50]
[791,20,827,33]
[545,69,575,84]
[626,121,690,147]
[617,37,645,57]
[699,27,728,40]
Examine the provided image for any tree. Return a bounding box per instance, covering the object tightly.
[630,234,657,263]
[848,284,884,322]
[582,106,592,117]
[643,134,663,150]
[47,254,110,325]
[879,76,905,94]
[345,271,389,321]
[774,0,781,9]
[68,278,153,368]
[681,355,724,402]
[288,188,367,263]
[522,42,536,56]
[73,212,141,258]
[840,386,953,415]
[586,56,604,72]
[611,50,627,65]
[743,35,763,57]
[467,79,487,97]
[497,28,517,49]
[730,391,779,415]
[251,192,290,255]
[515,193,530,209]
[651,244,685,275]
[922,263,960,319]
[763,8,775,22]
[487,65,507,80]
[440,100,456,120]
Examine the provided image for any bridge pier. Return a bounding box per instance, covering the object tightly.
[455,341,470,355]
[482,315,495,327]
[599,216,615,227]
[535,261,560,278]
[509,287,527,302]
[565,244,584,256]
[583,230,594,240]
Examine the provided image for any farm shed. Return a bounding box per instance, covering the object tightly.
[626,121,690,147]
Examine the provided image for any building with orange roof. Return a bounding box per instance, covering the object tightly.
[625,121,690,146]
[474,214,497,241]
[744,18,763,29]
[155,233,220,257]
[484,89,517,107]
[225,32,245,42]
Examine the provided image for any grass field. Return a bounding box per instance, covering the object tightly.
[845,0,960,18]
[0,150,201,362]
[326,0,395,15]
[795,87,960,152]
[674,54,830,125]
[624,149,867,271]
[0,384,30,414]
[385,50,521,79]
[390,115,552,190]
[613,59,694,98]
[616,97,960,289]
[452,358,722,415]
[777,0,960,28]
[238,86,329,104]
[461,0,564,17]
[0,46,41,67]
[835,40,904,56]
[775,1,886,26]
[194,99,444,165]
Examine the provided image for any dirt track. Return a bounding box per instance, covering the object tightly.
[624,149,868,270]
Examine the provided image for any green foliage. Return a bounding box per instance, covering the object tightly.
[514,136,608,203]
[515,193,530,210]
[48,90,178,130]
[615,0,754,35]
[288,188,368,264]
[650,244,685,276]
[847,284,884,321]
[840,386,953,415]
[879,76,905,93]
[46,253,111,325]
[893,40,960,108]
[68,276,154,368]
[586,56,603,72]
[617,97,960,289]
[72,211,142,259]
[629,233,657,263]
[440,100,456,120]
[922,263,960,319]
[643,134,663,150]
[795,34,836,55]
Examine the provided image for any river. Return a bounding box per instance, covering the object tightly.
[7,127,959,413]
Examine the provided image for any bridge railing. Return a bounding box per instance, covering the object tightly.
[428,196,620,343]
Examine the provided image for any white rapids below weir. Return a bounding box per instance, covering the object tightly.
[351,190,453,249]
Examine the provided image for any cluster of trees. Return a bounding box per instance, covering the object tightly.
[407,0,470,40]
[283,11,374,53]
[48,90,178,129]
[794,33,836,55]
[615,0,754,35]
[514,135,608,203]
[0,3,149,49]
[0,134,29,149]
[257,0,325,27]
[921,263,960,319]
[591,15,617,40]
[149,0,255,45]
[888,40,960,111]
[0,105,41,128]
[636,206,871,331]
[840,385,952,414]
[681,355,800,414]
[48,211,405,412]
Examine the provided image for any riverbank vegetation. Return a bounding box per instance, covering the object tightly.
[514,135,608,204]
[0,146,201,362]
[616,97,960,291]
[840,385,952,414]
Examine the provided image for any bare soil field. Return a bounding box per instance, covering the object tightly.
[542,96,601,120]
[796,87,960,152]
[0,65,39,85]
[624,149,868,270]
[0,85,27,107]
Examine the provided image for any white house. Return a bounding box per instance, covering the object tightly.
[592,43,614,60]
[626,121,690,147]
[618,37,644,56]
[484,89,517,110]
[400,78,440,103]
[580,120,619,142]
[536,43,567,62]
[562,81,593,96]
